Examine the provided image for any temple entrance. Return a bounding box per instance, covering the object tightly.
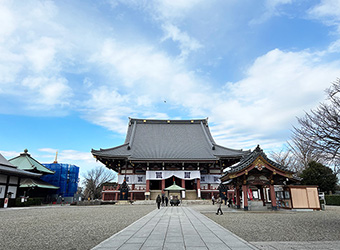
[165,176,182,188]
[150,180,161,190]
[185,179,195,190]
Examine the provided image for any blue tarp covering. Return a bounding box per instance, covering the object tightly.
[41,163,79,197]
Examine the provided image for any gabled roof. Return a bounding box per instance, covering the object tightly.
[223,145,294,176]
[92,118,247,161]
[0,153,41,178]
[9,149,55,175]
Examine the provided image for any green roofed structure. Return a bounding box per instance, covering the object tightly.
[1,152,41,207]
[9,149,55,174]
[9,149,59,200]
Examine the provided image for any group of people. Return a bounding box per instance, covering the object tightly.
[156,194,169,209]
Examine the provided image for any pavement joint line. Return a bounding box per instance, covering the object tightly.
[93,206,260,250]
[185,207,245,249]
[92,207,162,250]
[138,208,167,250]
[181,207,209,249]
[189,208,259,249]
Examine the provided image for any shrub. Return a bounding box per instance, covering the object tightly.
[15,198,43,207]
[325,195,340,206]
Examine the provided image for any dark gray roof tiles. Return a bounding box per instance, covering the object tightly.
[92,118,246,161]
[225,145,294,175]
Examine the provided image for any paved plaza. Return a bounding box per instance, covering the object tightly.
[93,206,257,250]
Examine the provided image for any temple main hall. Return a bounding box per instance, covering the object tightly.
[92,118,247,201]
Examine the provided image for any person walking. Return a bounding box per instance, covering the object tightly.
[165,196,169,206]
[161,194,165,207]
[212,195,215,205]
[156,195,161,209]
[216,197,223,215]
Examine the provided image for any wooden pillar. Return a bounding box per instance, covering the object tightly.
[181,179,185,188]
[270,184,277,210]
[242,184,248,211]
[146,180,150,192]
[236,186,241,209]
[259,187,265,206]
[161,179,165,192]
[197,179,201,198]
[115,192,118,200]
[208,183,211,190]
[130,184,135,201]
[102,192,105,201]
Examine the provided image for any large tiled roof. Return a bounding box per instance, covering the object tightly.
[9,149,55,174]
[224,145,294,175]
[92,118,246,161]
[0,153,41,178]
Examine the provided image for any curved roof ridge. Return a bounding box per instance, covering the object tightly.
[129,118,208,123]
[214,144,249,153]
[92,143,129,153]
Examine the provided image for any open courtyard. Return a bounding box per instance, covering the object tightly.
[0,204,339,250]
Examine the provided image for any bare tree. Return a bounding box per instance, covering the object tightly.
[83,166,116,200]
[270,147,298,172]
[292,78,340,174]
[287,133,326,172]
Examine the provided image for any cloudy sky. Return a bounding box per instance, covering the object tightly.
[1,0,340,179]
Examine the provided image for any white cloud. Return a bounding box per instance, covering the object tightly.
[249,0,293,25]
[21,76,72,109]
[0,0,73,113]
[161,23,203,59]
[0,150,20,159]
[308,0,340,33]
[209,48,340,150]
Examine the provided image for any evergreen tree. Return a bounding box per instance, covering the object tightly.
[300,161,338,193]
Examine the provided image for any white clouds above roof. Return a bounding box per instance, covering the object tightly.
[1,0,340,159]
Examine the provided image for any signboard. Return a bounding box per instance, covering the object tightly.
[4,198,8,208]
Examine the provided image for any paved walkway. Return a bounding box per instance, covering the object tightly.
[92,206,258,250]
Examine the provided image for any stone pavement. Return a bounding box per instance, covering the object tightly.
[92,206,258,250]
[252,241,340,250]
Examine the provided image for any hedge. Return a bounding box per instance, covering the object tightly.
[325,195,340,206]
[15,198,43,207]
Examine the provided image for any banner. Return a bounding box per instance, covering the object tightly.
[200,175,221,184]
[118,175,146,184]
[146,170,200,180]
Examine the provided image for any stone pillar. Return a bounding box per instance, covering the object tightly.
[197,178,201,198]
[236,186,241,209]
[242,185,248,211]
[181,179,185,188]
[270,184,277,210]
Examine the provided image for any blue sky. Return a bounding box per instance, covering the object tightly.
[1,0,340,179]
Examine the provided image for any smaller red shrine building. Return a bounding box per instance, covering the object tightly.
[221,145,301,210]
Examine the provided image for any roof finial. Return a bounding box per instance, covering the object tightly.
[24,149,28,154]
[53,151,58,164]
